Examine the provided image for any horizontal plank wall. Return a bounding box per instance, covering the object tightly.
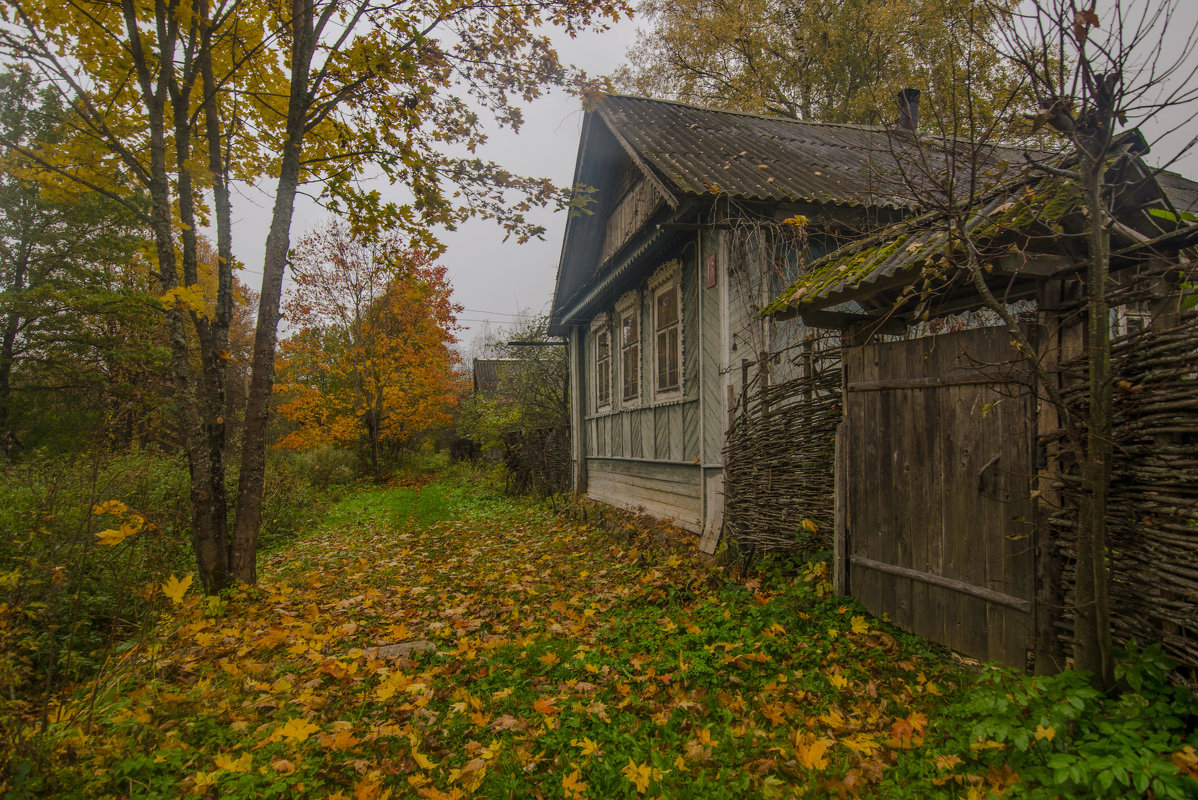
[587,459,703,531]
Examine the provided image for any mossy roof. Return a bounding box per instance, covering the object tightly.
[762,173,1082,316]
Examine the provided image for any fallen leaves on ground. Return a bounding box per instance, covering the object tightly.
[30,471,1020,798]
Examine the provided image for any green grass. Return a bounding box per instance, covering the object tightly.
[7,467,1196,800]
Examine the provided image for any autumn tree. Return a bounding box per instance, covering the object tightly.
[984,0,1198,688]
[0,67,167,452]
[276,223,462,474]
[858,1,1198,687]
[0,0,627,590]
[618,0,1024,130]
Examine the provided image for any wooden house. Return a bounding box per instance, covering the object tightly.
[549,94,979,545]
[762,138,1198,671]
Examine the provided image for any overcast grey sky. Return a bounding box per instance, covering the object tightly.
[229,18,642,350]
[229,2,1198,351]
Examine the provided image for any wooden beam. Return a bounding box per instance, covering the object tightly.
[850,555,1033,613]
[657,222,734,231]
[798,308,907,335]
[992,253,1079,278]
[847,372,1028,392]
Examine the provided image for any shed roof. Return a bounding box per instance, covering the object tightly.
[472,358,521,395]
[763,143,1198,321]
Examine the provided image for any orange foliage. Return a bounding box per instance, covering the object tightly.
[275,222,463,462]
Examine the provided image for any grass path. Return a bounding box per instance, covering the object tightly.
[27,469,1198,799]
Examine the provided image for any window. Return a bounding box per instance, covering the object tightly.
[618,295,640,403]
[595,324,611,410]
[654,279,681,394]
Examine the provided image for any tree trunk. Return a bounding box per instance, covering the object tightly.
[0,246,29,440]
[1074,151,1115,690]
[229,0,316,585]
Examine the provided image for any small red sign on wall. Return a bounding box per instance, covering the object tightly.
[705,253,718,288]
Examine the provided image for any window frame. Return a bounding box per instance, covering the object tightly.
[591,314,612,413]
[616,291,641,406]
[648,261,683,403]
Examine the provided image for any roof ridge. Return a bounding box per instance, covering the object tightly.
[599,93,892,133]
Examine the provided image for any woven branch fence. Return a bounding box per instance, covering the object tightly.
[502,424,571,498]
[1050,306,1198,675]
[723,337,842,560]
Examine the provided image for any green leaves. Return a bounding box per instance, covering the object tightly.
[17,470,1198,799]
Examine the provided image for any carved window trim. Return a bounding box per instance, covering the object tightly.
[649,261,683,403]
[590,313,612,413]
[615,291,641,407]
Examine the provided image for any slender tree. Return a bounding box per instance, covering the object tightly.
[0,0,627,590]
[989,0,1198,688]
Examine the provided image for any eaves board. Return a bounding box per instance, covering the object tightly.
[596,103,681,211]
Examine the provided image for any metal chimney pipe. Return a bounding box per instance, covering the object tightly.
[897,88,921,132]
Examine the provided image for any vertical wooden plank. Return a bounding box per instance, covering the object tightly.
[1000,365,1036,667]
[937,379,963,656]
[570,326,587,493]
[668,404,683,462]
[906,356,939,648]
[631,408,643,459]
[683,252,700,396]
[834,421,848,596]
[682,402,700,462]
[642,413,653,462]
[655,406,669,461]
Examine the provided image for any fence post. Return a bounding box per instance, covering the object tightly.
[758,350,770,416]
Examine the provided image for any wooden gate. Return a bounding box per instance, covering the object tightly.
[838,327,1037,667]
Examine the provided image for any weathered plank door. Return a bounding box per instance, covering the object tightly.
[840,326,1036,667]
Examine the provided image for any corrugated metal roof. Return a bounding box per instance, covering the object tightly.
[596,95,1012,209]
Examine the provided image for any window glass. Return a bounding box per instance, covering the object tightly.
[596,327,611,408]
[621,311,639,401]
[655,284,680,392]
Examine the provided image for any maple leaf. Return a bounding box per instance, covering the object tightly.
[193,770,218,789]
[1173,745,1198,779]
[850,615,869,635]
[277,717,320,743]
[319,729,360,751]
[841,733,880,755]
[621,758,654,794]
[933,754,963,771]
[1034,723,1055,742]
[450,758,487,791]
[412,746,437,770]
[571,736,602,757]
[95,527,135,547]
[353,776,386,800]
[1073,7,1100,43]
[538,651,560,667]
[161,574,193,605]
[271,757,298,774]
[213,751,253,772]
[562,768,588,799]
[793,733,832,769]
[532,697,560,715]
[92,500,129,516]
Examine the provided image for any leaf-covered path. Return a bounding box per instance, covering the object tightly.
[39,471,1197,798]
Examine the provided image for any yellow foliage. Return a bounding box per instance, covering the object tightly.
[161,574,194,605]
